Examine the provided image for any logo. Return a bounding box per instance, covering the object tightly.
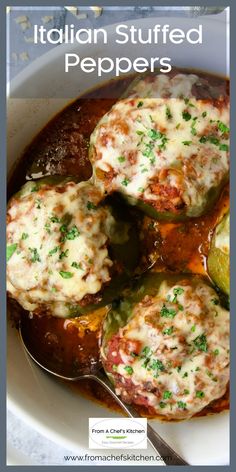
[89,418,147,449]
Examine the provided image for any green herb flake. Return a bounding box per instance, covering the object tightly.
[217,121,230,134]
[136,130,144,136]
[191,325,196,332]
[182,372,188,378]
[213,349,220,356]
[177,401,187,409]
[87,201,97,211]
[48,247,59,256]
[202,111,207,118]
[193,334,208,352]
[35,198,42,209]
[141,346,152,358]
[121,178,130,187]
[137,101,143,108]
[7,243,18,262]
[176,123,181,129]
[163,326,174,336]
[21,232,29,240]
[117,156,126,163]
[159,401,167,409]
[166,106,172,120]
[59,249,69,260]
[211,298,219,305]
[149,359,165,373]
[160,304,176,319]
[182,140,192,146]
[184,389,190,395]
[50,216,60,223]
[196,390,205,399]
[29,247,41,263]
[71,261,83,270]
[124,366,133,375]
[199,136,207,143]
[182,111,192,121]
[219,144,229,152]
[163,390,172,400]
[59,271,73,279]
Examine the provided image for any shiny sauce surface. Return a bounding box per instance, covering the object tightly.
[8,71,229,419]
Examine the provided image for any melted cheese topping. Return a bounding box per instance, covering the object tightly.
[105,279,229,419]
[214,212,230,255]
[7,181,115,317]
[90,74,229,217]
[125,73,200,99]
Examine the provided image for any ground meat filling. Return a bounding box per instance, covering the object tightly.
[90,73,229,217]
[103,279,229,419]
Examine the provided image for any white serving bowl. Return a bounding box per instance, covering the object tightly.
[7,16,229,465]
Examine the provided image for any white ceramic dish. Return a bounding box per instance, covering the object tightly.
[7,16,229,465]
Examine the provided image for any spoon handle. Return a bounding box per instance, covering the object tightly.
[91,370,188,465]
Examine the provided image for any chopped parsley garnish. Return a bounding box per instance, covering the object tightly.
[182,140,192,146]
[7,243,18,262]
[149,359,165,373]
[193,334,208,352]
[163,390,172,399]
[182,111,192,121]
[124,366,133,375]
[117,155,126,162]
[182,372,188,378]
[160,304,176,319]
[159,402,167,409]
[87,201,97,210]
[196,390,205,399]
[136,130,144,136]
[60,225,80,241]
[166,106,172,120]
[21,232,29,240]
[202,111,207,118]
[191,325,196,332]
[30,186,38,193]
[59,249,69,260]
[163,326,174,336]
[59,271,73,279]
[50,216,60,223]
[184,98,195,107]
[66,225,80,240]
[35,198,42,209]
[217,121,230,134]
[199,135,207,143]
[209,136,220,146]
[29,247,41,263]
[71,261,83,270]
[184,389,190,395]
[48,247,59,256]
[219,143,229,152]
[137,101,143,108]
[121,178,130,187]
[141,346,152,358]
[172,287,184,303]
[190,117,198,135]
[213,349,219,356]
[176,123,181,129]
[44,223,51,234]
[211,298,219,305]
[177,401,187,409]
[51,287,57,293]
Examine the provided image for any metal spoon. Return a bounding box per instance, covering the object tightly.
[19,322,188,465]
